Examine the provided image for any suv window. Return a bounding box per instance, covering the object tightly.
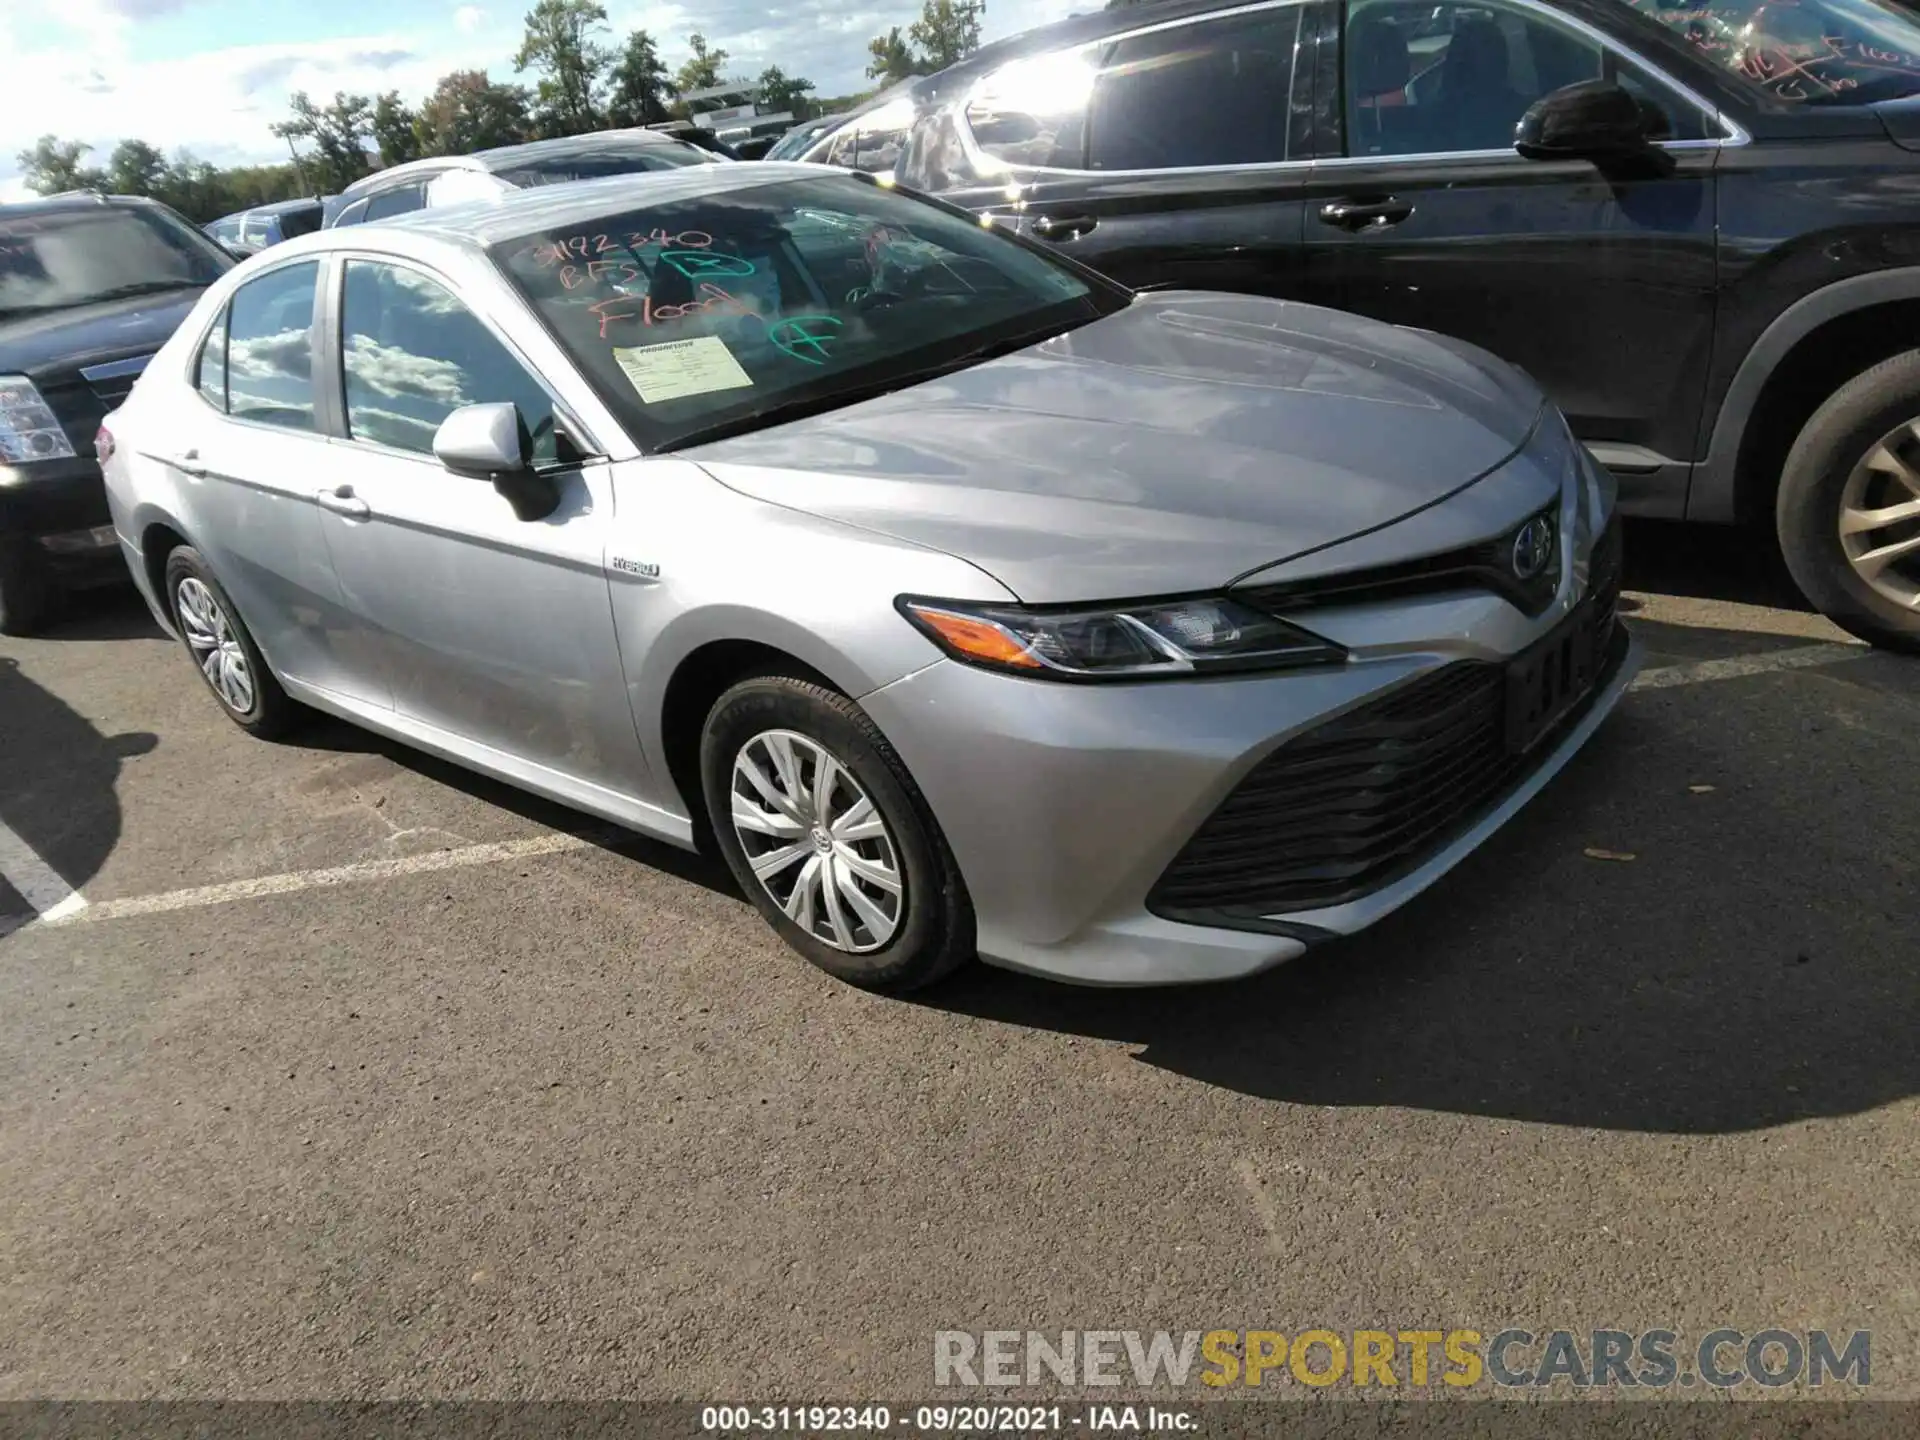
[332,198,373,228]
[1088,8,1302,170]
[278,206,323,240]
[0,204,229,320]
[363,185,427,222]
[225,261,318,431]
[1345,0,1702,156]
[207,218,242,245]
[966,52,1097,168]
[339,260,559,460]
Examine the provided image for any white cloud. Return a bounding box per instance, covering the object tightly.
[454,5,486,34]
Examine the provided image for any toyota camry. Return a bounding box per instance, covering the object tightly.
[98,163,1638,990]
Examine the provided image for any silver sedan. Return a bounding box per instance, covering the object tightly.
[99,163,1639,990]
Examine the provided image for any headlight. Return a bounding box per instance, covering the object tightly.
[0,375,77,463]
[898,595,1346,680]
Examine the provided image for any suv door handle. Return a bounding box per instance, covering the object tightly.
[1317,197,1414,232]
[1031,213,1098,241]
[315,485,371,520]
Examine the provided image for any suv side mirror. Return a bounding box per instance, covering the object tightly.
[432,402,558,522]
[1516,80,1669,171]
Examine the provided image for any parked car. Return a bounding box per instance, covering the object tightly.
[324,129,721,228]
[883,0,1920,650]
[764,115,843,161]
[644,121,743,160]
[205,198,327,257]
[1,193,233,633]
[795,83,919,177]
[99,164,1633,989]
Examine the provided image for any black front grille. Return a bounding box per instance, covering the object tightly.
[1149,516,1625,924]
[1237,501,1564,618]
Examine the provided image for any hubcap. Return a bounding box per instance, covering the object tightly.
[729,729,903,954]
[1839,420,1920,610]
[175,577,255,714]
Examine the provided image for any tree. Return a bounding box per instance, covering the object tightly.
[865,28,919,84]
[674,33,728,95]
[16,136,104,195]
[909,0,984,70]
[104,140,167,197]
[755,65,814,117]
[371,91,422,168]
[416,70,534,155]
[272,90,374,191]
[514,0,611,137]
[605,29,671,128]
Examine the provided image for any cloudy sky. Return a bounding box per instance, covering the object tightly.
[0,0,1086,199]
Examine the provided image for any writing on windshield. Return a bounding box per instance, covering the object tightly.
[1625,0,1920,102]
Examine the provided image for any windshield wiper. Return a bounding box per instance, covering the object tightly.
[658,314,1099,454]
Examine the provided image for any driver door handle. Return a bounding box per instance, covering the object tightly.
[1031,213,1098,241]
[1318,197,1414,232]
[315,485,371,520]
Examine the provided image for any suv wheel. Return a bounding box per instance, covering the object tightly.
[0,531,54,637]
[700,673,975,993]
[163,546,299,737]
[1778,350,1920,652]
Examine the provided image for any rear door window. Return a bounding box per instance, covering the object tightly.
[225,261,319,431]
[1088,8,1302,170]
[363,185,427,222]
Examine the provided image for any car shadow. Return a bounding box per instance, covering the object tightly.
[0,657,157,928]
[1619,516,1810,612]
[916,627,1918,1137]
[279,709,743,901]
[36,585,168,642]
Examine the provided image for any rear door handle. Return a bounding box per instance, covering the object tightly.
[1317,197,1414,232]
[315,485,371,520]
[1031,213,1098,241]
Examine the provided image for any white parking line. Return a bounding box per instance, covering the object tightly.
[36,833,595,929]
[0,636,1888,940]
[1629,641,1870,692]
[0,816,88,924]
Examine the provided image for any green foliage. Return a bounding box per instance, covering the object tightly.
[514,0,611,136]
[606,29,672,128]
[16,136,104,195]
[271,90,374,191]
[371,92,422,167]
[674,33,729,95]
[755,65,815,117]
[909,0,984,70]
[416,69,535,155]
[865,28,920,84]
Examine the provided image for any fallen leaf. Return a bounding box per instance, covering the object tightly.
[1583,847,1637,862]
[1688,784,1716,794]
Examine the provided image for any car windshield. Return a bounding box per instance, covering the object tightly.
[492,142,715,188]
[1622,0,1920,103]
[494,174,1122,452]
[0,204,230,320]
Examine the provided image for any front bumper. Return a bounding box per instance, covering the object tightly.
[0,457,124,585]
[860,593,1640,988]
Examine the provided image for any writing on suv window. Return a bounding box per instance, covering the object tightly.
[493,175,1121,452]
[1623,0,1920,103]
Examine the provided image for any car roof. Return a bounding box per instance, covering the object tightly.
[336,128,702,200]
[0,192,156,218]
[247,197,325,216]
[266,161,843,266]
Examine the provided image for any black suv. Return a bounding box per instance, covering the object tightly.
[1,194,232,634]
[886,0,1920,648]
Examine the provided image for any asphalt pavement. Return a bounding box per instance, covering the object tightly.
[1,519,1916,1403]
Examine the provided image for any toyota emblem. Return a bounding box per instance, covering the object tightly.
[1511,516,1555,582]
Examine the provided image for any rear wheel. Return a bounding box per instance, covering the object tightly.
[700,673,974,993]
[0,531,54,637]
[163,546,299,738]
[1777,350,1920,652]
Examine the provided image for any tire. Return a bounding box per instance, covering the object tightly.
[163,545,299,738]
[700,673,975,993]
[0,530,54,637]
[1777,349,1920,653]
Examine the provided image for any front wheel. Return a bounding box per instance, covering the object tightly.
[700,674,975,993]
[1777,350,1920,652]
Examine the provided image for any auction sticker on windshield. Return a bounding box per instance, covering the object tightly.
[614,335,753,403]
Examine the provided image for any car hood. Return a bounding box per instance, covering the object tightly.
[0,288,207,385]
[691,291,1544,602]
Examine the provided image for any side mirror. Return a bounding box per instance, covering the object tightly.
[431,402,559,523]
[1516,80,1669,172]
